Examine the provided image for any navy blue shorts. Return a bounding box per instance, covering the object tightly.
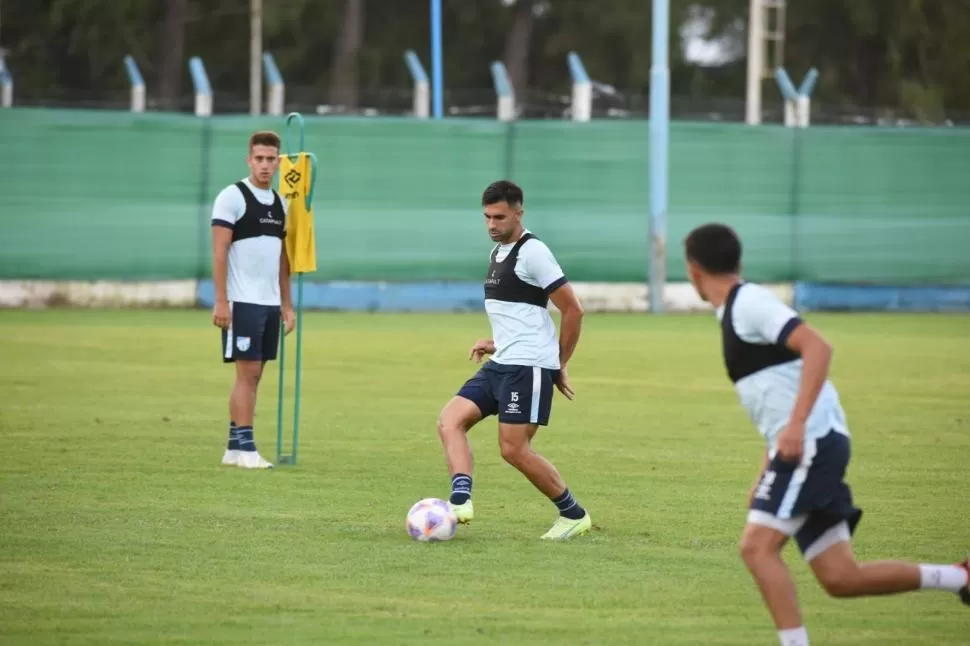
[748,430,863,560]
[220,301,281,363]
[457,361,559,426]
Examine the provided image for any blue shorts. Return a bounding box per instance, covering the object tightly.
[749,430,863,561]
[457,361,559,426]
[220,301,281,363]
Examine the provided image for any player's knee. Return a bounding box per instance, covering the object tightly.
[816,565,861,598]
[436,415,465,439]
[738,533,774,567]
[235,364,262,389]
[436,416,450,439]
[498,437,528,466]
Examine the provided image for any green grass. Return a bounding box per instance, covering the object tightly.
[1,309,968,645]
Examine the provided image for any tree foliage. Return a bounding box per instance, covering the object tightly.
[2,0,968,119]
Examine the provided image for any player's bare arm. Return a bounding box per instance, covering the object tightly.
[776,323,833,461]
[211,226,233,329]
[468,339,495,362]
[279,251,295,335]
[549,283,584,400]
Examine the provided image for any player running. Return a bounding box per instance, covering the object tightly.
[683,222,968,646]
[435,180,592,540]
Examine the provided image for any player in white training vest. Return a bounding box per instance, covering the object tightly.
[210,130,295,469]
[435,180,592,540]
[684,223,968,646]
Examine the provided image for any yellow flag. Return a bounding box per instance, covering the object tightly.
[278,152,317,274]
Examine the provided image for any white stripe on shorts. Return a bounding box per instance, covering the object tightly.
[776,438,818,519]
[529,366,541,424]
[224,302,234,359]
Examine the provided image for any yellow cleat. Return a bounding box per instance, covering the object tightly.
[540,513,592,540]
[450,499,474,524]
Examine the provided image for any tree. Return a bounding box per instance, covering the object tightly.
[1,0,968,120]
[157,0,188,110]
[329,0,364,110]
[502,0,537,99]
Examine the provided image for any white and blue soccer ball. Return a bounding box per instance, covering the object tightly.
[406,498,457,542]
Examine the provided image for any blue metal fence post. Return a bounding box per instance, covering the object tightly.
[123,55,146,113]
[404,50,430,119]
[775,66,818,128]
[262,53,285,116]
[567,52,592,122]
[0,58,14,108]
[490,61,515,122]
[430,0,444,119]
[648,0,670,314]
[188,56,213,117]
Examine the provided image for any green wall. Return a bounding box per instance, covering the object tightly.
[1,109,967,284]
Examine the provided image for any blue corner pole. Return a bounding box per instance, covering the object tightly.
[648,0,669,314]
[430,0,443,119]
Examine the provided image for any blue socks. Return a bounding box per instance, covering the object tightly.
[236,425,256,452]
[227,421,240,451]
[448,475,585,519]
[552,488,586,520]
[450,473,472,505]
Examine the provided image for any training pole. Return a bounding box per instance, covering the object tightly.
[276,112,316,465]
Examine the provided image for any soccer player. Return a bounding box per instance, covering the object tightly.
[436,180,592,540]
[683,222,968,646]
[210,130,295,469]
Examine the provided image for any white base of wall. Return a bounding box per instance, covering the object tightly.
[567,282,794,312]
[0,280,198,308]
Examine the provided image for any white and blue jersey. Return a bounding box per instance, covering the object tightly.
[457,230,567,426]
[717,282,849,453]
[211,178,288,307]
[718,282,862,561]
[485,230,566,371]
[211,178,287,363]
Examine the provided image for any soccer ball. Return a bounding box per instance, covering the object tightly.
[406,498,457,542]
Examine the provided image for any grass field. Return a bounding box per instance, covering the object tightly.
[1,309,968,645]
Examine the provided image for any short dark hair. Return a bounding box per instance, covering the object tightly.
[684,223,742,274]
[249,130,281,151]
[482,180,523,207]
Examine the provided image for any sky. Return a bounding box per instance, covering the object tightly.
[498,0,745,67]
[680,4,745,66]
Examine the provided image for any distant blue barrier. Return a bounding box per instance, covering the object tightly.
[197,280,485,313]
[795,283,970,312]
[198,280,970,313]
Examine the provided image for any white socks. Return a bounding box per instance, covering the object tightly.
[772,565,966,646]
[778,626,809,646]
[919,564,969,592]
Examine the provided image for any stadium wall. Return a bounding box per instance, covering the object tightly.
[1,109,968,312]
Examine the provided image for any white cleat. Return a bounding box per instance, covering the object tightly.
[221,449,240,466]
[237,451,274,469]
